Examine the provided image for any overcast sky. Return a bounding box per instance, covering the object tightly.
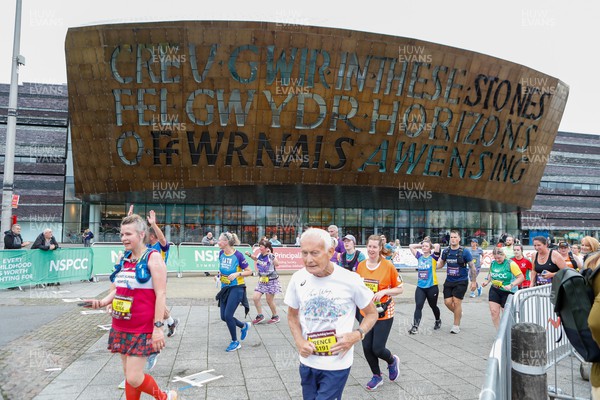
[0,0,597,134]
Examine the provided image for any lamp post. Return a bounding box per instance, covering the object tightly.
[1,0,24,247]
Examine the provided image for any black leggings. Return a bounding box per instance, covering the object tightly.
[362,318,394,375]
[413,286,441,326]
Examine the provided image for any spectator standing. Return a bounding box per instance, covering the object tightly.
[82,228,94,247]
[4,224,31,249]
[269,234,282,247]
[201,231,216,246]
[31,229,59,251]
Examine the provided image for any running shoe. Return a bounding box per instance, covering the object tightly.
[469,291,476,298]
[118,379,126,390]
[388,355,400,382]
[145,353,159,370]
[477,285,483,297]
[241,322,251,340]
[366,374,383,390]
[268,315,280,324]
[434,319,442,330]
[167,318,179,337]
[166,389,178,400]
[408,325,418,335]
[252,314,265,325]
[226,340,241,352]
[450,325,461,334]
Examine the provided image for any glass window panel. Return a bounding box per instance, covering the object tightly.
[465,211,480,229]
[453,211,465,229]
[202,205,221,224]
[506,213,518,231]
[185,205,203,224]
[242,206,257,225]
[321,208,334,226]
[411,211,426,228]
[396,210,409,226]
[222,206,241,224]
[382,209,395,227]
[345,208,360,226]
[362,209,375,226]
[265,206,280,225]
[307,208,322,226]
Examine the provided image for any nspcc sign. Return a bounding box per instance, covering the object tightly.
[65,21,568,208]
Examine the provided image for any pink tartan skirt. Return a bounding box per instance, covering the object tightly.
[107,329,156,357]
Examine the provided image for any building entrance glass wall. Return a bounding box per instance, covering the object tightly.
[86,202,518,247]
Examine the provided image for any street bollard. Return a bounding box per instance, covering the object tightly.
[511,322,547,399]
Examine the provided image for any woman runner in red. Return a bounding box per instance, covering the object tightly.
[85,214,176,400]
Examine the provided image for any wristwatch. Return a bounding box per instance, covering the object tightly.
[355,327,365,340]
[154,321,164,328]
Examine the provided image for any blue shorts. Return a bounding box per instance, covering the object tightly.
[299,363,351,400]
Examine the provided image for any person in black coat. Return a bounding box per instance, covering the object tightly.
[31,228,59,251]
[4,224,31,249]
[31,228,60,286]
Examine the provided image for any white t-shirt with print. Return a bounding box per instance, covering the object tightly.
[284,265,373,370]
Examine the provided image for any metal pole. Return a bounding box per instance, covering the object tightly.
[1,0,23,247]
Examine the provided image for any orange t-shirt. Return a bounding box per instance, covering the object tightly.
[356,258,402,320]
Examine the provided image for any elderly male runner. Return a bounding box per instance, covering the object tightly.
[285,228,378,399]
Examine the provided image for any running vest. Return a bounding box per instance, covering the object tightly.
[534,249,560,274]
[490,259,516,292]
[110,249,153,284]
[534,249,559,285]
[341,251,361,272]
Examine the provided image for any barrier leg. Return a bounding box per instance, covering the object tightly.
[511,323,547,399]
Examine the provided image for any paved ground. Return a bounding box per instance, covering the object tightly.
[0,270,590,399]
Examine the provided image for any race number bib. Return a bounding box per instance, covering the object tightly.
[537,275,551,285]
[307,330,337,356]
[418,269,430,281]
[259,276,269,283]
[491,280,504,288]
[112,295,133,320]
[447,266,460,277]
[220,275,231,285]
[363,278,379,293]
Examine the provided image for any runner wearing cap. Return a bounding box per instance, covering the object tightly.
[337,234,366,272]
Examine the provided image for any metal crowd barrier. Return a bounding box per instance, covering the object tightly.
[481,285,592,400]
[513,285,591,400]
[480,296,514,400]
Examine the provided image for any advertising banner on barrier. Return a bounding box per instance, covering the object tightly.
[91,243,180,275]
[270,247,305,271]
[177,245,255,273]
[0,248,92,289]
[253,247,540,271]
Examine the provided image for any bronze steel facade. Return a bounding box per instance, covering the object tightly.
[65,21,568,209]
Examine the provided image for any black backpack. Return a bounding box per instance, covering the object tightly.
[441,246,466,266]
[550,267,600,362]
